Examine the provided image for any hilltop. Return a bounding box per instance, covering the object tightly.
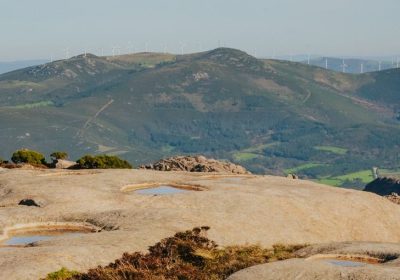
[0,48,399,187]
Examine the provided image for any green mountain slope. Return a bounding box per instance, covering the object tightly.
[0,48,399,188]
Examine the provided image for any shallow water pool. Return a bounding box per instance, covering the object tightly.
[3,231,85,246]
[135,185,190,195]
[326,259,367,267]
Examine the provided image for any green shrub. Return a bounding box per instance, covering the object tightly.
[76,155,132,169]
[50,151,69,160]
[11,149,46,165]
[43,267,79,280]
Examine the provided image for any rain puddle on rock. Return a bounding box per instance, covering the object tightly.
[3,229,91,246]
[135,185,190,195]
[326,259,367,267]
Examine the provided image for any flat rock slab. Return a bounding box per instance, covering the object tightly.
[0,169,399,279]
[228,258,400,280]
[228,242,400,280]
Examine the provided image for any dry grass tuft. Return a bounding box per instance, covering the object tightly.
[46,227,305,280]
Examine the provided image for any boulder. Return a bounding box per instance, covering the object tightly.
[51,159,78,169]
[140,155,250,174]
[286,174,299,179]
[18,198,42,207]
[364,177,400,196]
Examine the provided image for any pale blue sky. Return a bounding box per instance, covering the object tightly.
[1,0,399,60]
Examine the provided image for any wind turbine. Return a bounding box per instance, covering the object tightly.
[325,58,328,70]
[127,41,133,54]
[342,59,346,73]
[111,46,115,57]
[378,61,382,71]
[180,42,186,55]
[307,54,311,65]
[360,63,364,74]
[63,47,70,59]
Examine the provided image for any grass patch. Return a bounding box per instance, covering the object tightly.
[336,170,374,183]
[315,146,347,155]
[66,227,305,280]
[43,267,79,280]
[232,152,259,161]
[315,169,374,187]
[232,143,278,161]
[284,163,325,174]
[314,178,343,187]
[9,101,54,109]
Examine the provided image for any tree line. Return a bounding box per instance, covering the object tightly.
[0,149,132,169]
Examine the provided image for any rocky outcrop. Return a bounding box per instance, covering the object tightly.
[50,159,77,169]
[385,193,400,205]
[364,177,400,196]
[228,242,400,280]
[140,155,250,174]
[287,174,299,179]
[18,199,42,207]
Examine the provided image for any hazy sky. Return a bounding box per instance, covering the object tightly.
[1,0,400,60]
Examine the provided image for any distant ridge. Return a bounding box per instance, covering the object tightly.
[0,59,48,74]
[301,56,395,73]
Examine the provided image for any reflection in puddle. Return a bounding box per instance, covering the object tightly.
[2,227,94,247]
[135,185,190,195]
[4,232,83,246]
[326,259,367,267]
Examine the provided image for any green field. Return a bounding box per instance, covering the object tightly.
[315,169,374,188]
[336,170,374,182]
[10,101,54,109]
[232,143,278,161]
[315,178,343,186]
[232,152,260,161]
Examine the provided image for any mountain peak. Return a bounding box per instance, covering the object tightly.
[200,48,263,71]
[72,53,98,59]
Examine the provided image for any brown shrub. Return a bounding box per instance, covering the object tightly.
[64,227,305,280]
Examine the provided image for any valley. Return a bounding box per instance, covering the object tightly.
[0,48,399,188]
